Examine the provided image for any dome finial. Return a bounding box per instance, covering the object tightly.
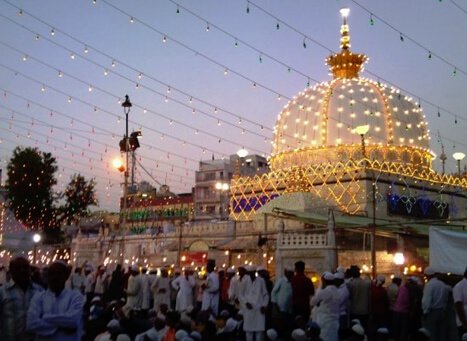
[325,8,368,79]
[339,8,351,50]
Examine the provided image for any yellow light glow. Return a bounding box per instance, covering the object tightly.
[112,158,124,169]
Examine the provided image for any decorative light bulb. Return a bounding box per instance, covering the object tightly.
[340,8,350,18]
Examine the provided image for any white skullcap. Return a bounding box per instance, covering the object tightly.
[106,319,120,330]
[334,271,345,280]
[226,268,235,273]
[180,314,192,326]
[156,312,166,321]
[377,327,389,334]
[257,265,266,272]
[376,275,386,284]
[462,333,467,341]
[323,271,335,281]
[266,328,278,340]
[190,331,202,340]
[336,266,346,273]
[424,267,435,276]
[223,318,238,333]
[186,305,194,314]
[116,335,131,341]
[175,329,189,341]
[291,328,307,341]
[351,318,361,325]
[91,296,101,303]
[131,264,139,272]
[245,265,256,272]
[352,324,365,335]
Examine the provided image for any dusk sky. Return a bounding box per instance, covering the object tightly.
[0,0,466,212]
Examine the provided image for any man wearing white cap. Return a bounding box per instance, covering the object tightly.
[123,264,142,316]
[235,266,252,314]
[202,259,219,316]
[151,266,171,312]
[421,266,450,340]
[140,267,151,311]
[242,265,269,341]
[310,272,340,341]
[334,271,350,332]
[172,267,195,312]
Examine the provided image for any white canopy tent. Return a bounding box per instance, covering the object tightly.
[429,227,467,275]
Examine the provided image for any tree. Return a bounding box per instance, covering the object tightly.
[6,147,98,244]
[61,174,98,225]
[6,146,58,231]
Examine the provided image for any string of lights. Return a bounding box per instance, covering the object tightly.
[242,0,466,123]
[0,40,268,157]
[0,107,197,177]
[0,7,273,141]
[0,63,241,160]
[97,0,467,126]
[0,88,203,166]
[0,27,453,154]
[2,1,464,156]
[0,20,272,148]
[0,128,191,194]
[349,0,466,77]
[3,45,465,167]
[0,1,464,193]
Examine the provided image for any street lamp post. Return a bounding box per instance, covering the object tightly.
[33,233,41,265]
[453,152,465,176]
[119,95,132,262]
[354,124,376,279]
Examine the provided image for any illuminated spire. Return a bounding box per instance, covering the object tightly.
[340,8,351,50]
[326,8,368,79]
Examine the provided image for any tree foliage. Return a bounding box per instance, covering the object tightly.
[6,146,58,230]
[6,146,98,243]
[61,174,98,225]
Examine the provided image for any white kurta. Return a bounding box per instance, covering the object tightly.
[140,274,151,310]
[201,271,220,315]
[241,276,269,332]
[151,276,171,310]
[311,285,340,341]
[237,275,252,313]
[228,275,240,305]
[125,274,142,311]
[26,288,85,341]
[172,275,195,312]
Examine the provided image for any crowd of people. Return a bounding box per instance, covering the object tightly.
[0,255,466,341]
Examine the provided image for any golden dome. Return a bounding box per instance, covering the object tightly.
[270,9,432,171]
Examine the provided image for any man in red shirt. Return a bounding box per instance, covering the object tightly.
[291,261,315,319]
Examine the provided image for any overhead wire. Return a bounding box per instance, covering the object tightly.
[1,2,462,155]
